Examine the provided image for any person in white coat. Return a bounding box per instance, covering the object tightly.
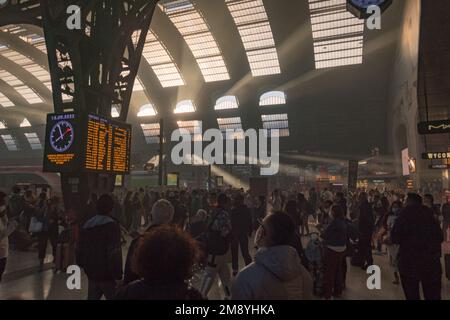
[0,191,18,282]
[231,212,313,300]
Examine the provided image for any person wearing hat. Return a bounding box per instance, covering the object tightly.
[123,199,175,285]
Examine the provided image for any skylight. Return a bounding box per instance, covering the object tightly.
[261,113,290,137]
[217,117,244,140]
[308,0,365,69]
[20,118,32,128]
[174,100,196,114]
[0,92,14,108]
[215,96,239,110]
[177,120,202,139]
[141,123,160,144]
[142,30,185,88]
[137,103,157,117]
[0,46,52,92]
[0,121,6,129]
[2,25,47,54]
[161,0,230,82]
[24,132,42,150]
[225,0,281,77]
[0,69,43,104]
[260,91,286,106]
[1,134,18,151]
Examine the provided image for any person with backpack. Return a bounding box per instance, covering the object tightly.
[200,193,232,299]
[76,194,123,300]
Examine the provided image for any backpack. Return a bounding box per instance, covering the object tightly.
[305,234,323,264]
[205,209,231,256]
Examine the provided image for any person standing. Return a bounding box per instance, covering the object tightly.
[123,199,174,285]
[0,192,18,282]
[321,205,349,300]
[357,192,374,269]
[391,193,443,300]
[230,194,253,276]
[231,212,313,300]
[76,194,123,300]
[200,193,232,299]
[442,197,450,241]
[384,201,402,285]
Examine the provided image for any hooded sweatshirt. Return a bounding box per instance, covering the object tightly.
[231,245,313,300]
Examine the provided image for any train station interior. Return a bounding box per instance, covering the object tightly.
[0,0,449,302]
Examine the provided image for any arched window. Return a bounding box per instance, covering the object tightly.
[20,118,31,127]
[137,103,157,117]
[215,96,239,110]
[174,100,196,114]
[111,106,120,118]
[259,91,286,106]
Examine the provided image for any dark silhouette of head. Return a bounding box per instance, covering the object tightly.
[97,194,114,216]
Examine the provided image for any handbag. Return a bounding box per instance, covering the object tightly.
[29,216,44,233]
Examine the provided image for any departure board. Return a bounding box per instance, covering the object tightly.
[43,113,132,174]
[84,114,132,174]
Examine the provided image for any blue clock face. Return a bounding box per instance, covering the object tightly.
[350,0,387,9]
[50,120,74,153]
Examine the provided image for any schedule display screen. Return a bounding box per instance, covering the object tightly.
[43,113,132,174]
[84,114,132,174]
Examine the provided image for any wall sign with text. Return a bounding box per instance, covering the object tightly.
[422,152,450,160]
[417,119,450,135]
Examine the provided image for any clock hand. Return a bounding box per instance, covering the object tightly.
[56,128,72,142]
[57,124,64,141]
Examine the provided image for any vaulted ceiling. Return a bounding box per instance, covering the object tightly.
[0,0,408,166]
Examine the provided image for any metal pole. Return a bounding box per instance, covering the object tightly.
[158,118,164,187]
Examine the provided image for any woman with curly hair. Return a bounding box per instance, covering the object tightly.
[115,225,203,300]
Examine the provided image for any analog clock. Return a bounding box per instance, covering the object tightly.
[347,0,393,19]
[50,120,74,153]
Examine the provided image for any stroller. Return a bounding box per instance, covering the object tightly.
[305,232,325,297]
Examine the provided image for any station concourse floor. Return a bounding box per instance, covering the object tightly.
[1,229,450,300]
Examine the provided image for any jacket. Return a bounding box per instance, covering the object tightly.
[76,214,123,281]
[0,214,15,259]
[115,280,203,300]
[322,218,348,247]
[391,204,443,275]
[231,245,313,300]
[231,205,253,237]
[358,201,374,238]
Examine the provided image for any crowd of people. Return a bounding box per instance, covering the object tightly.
[0,184,449,301]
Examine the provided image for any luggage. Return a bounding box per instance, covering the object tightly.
[54,243,74,272]
[305,233,324,297]
[445,254,450,280]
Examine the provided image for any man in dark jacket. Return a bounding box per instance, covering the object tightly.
[391,193,443,300]
[357,192,374,269]
[230,194,253,275]
[76,194,123,300]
